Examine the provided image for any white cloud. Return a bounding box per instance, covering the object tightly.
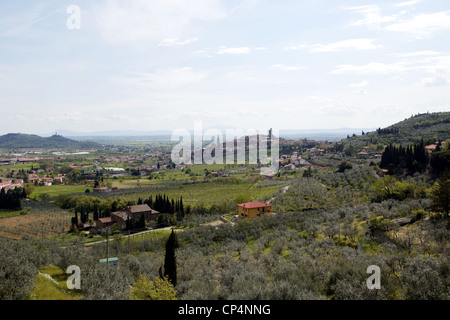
[385,11,450,38]
[158,38,199,47]
[230,0,258,13]
[395,50,441,57]
[194,45,264,58]
[282,44,308,51]
[390,52,450,75]
[350,80,369,88]
[217,46,250,54]
[110,114,141,123]
[346,5,400,30]
[394,0,422,7]
[94,0,227,45]
[114,67,208,89]
[271,64,304,71]
[421,69,450,87]
[331,62,407,75]
[422,75,450,87]
[310,39,383,52]
[42,112,108,124]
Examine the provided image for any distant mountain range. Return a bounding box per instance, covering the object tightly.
[46,127,377,142]
[0,133,101,149]
[1,112,447,149]
[48,129,173,137]
[279,128,376,141]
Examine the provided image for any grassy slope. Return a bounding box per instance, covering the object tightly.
[29,265,82,300]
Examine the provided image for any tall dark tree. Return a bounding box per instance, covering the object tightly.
[380,142,429,174]
[0,187,23,210]
[431,171,450,217]
[163,229,179,286]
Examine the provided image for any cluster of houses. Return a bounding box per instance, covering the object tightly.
[425,141,448,154]
[0,157,55,165]
[0,178,24,192]
[278,151,311,171]
[28,174,66,186]
[0,173,67,192]
[90,201,273,233]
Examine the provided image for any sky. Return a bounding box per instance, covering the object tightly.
[1,0,450,135]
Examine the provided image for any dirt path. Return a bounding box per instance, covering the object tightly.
[201,220,226,227]
[267,185,289,204]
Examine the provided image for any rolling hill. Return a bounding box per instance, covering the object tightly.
[0,133,101,149]
[343,111,450,147]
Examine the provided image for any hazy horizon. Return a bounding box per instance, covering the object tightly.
[0,126,378,137]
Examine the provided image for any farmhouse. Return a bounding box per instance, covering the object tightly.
[42,177,53,186]
[110,204,160,228]
[237,201,272,219]
[95,217,114,229]
[425,144,437,154]
[357,152,369,159]
[126,204,159,221]
[0,181,11,190]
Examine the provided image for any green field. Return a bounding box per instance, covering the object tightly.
[0,209,27,219]
[99,179,281,209]
[29,184,91,199]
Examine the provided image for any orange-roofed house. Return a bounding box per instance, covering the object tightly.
[237,201,272,219]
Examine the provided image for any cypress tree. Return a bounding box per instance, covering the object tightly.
[0,188,5,208]
[180,196,184,217]
[163,229,178,286]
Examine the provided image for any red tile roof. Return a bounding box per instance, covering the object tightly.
[237,201,271,208]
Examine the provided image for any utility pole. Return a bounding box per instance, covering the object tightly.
[128,228,130,254]
[106,227,109,265]
[338,220,341,240]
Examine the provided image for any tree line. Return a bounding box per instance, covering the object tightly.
[380,141,428,174]
[0,187,26,210]
[376,127,400,135]
[139,194,187,220]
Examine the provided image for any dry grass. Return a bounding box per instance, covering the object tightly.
[202,220,226,227]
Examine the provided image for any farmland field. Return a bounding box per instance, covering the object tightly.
[29,184,91,199]
[0,201,72,239]
[91,179,284,209]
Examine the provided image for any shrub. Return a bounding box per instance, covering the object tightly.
[130,274,178,300]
